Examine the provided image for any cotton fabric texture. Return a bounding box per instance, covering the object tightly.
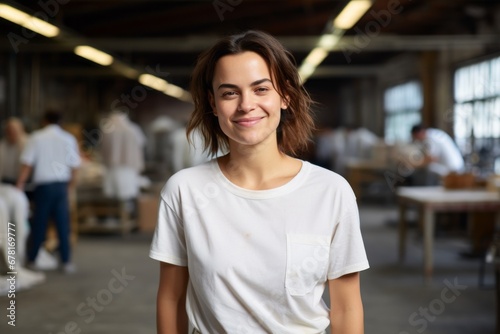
[150,159,369,333]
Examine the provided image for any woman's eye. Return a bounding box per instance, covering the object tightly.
[256,87,269,93]
[222,91,237,98]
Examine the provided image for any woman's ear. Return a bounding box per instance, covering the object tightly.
[281,95,290,110]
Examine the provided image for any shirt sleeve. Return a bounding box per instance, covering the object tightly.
[327,184,369,280]
[149,194,188,266]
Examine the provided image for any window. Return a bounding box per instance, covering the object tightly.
[383,81,422,144]
[454,56,500,161]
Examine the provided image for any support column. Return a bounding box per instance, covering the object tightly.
[419,51,438,128]
[30,53,41,120]
[7,52,17,118]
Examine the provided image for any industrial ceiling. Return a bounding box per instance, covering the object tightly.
[1,0,499,99]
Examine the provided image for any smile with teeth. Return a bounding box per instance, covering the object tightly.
[234,116,264,127]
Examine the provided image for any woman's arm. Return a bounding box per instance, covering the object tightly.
[157,262,189,334]
[329,272,364,334]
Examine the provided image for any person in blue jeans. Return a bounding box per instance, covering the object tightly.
[16,110,81,274]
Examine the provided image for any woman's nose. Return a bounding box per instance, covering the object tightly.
[238,93,256,113]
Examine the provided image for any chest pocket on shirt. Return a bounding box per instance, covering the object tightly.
[285,234,330,296]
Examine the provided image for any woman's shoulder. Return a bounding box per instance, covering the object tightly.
[306,161,348,181]
[305,161,354,191]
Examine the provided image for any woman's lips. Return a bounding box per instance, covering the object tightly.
[234,117,264,127]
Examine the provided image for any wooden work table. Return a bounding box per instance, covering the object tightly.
[397,186,500,284]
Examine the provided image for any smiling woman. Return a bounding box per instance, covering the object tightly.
[188,30,314,158]
[149,30,369,334]
[209,52,287,154]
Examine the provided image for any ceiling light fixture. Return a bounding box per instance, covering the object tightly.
[0,4,60,37]
[139,73,169,91]
[0,4,204,103]
[164,83,185,98]
[111,62,140,80]
[317,34,340,50]
[298,0,372,83]
[74,45,114,66]
[164,83,192,102]
[333,0,372,30]
[298,63,316,82]
[303,47,329,67]
[139,74,192,102]
[298,47,329,81]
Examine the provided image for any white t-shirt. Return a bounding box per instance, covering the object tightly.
[150,159,369,333]
[20,125,81,184]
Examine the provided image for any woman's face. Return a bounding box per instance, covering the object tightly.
[210,51,287,151]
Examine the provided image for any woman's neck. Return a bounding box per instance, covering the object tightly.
[218,144,302,190]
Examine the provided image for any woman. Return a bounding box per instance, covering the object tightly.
[150,30,369,334]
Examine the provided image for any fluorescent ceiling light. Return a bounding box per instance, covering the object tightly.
[165,84,192,102]
[164,83,185,99]
[298,63,316,83]
[318,34,340,50]
[304,47,328,67]
[139,74,192,101]
[74,45,114,66]
[0,4,190,103]
[112,63,140,80]
[139,74,169,91]
[333,0,372,30]
[0,4,60,37]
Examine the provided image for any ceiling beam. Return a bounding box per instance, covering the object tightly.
[2,35,498,53]
[312,66,382,77]
[335,34,500,52]
[42,65,383,78]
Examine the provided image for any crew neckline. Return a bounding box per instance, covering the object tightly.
[211,159,310,199]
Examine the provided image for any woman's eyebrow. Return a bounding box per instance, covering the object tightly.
[216,78,272,91]
[250,78,272,86]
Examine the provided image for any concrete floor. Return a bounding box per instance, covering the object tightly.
[0,203,496,334]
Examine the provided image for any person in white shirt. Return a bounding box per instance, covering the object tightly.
[169,126,214,174]
[0,117,28,185]
[16,110,81,273]
[150,30,369,334]
[410,124,465,185]
[330,124,380,176]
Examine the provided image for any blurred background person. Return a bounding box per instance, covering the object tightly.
[330,124,381,176]
[0,117,28,185]
[0,184,45,292]
[16,110,81,274]
[100,110,148,221]
[169,125,212,174]
[344,124,380,161]
[410,124,465,185]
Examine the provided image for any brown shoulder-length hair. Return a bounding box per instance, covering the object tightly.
[187,30,315,157]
